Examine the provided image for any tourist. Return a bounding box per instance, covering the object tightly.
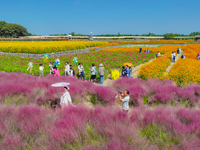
[121,66,127,77]
[173,51,176,62]
[39,64,44,77]
[197,53,200,60]
[157,51,161,57]
[27,62,33,73]
[68,67,75,77]
[99,63,105,85]
[49,62,53,74]
[78,63,85,80]
[118,90,130,113]
[171,52,174,63]
[126,65,130,77]
[129,66,132,77]
[53,66,60,76]
[139,48,142,53]
[90,63,97,82]
[65,62,70,76]
[181,53,186,59]
[177,47,181,54]
[146,49,150,53]
[60,86,75,107]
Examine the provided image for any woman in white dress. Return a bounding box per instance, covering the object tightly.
[60,86,75,107]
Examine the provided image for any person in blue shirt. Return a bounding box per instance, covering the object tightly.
[125,65,130,77]
[197,53,200,60]
[139,48,142,53]
[146,49,150,53]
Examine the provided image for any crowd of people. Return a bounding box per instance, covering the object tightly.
[36,61,106,85]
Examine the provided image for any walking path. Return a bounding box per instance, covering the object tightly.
[101,58,156,86]
[131,58,155,78]
[164,50,183,76]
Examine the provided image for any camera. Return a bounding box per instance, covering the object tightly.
[118,91,122,94]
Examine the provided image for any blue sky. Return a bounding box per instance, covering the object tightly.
[0,0,199,35]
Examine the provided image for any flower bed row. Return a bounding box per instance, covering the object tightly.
[0,41,108,54]
[109,40,188,44]
[0,51,155,79]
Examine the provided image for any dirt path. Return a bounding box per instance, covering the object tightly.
[131,58,155,78]
[164,50,183,76]
[101,58,156,86]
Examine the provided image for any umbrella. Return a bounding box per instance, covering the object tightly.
[123,63,133,67]
[51,82,70,87]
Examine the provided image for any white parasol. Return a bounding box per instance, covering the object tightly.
[51,82,70,87]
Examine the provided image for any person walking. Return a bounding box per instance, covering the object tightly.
[78,63,85,80]
[60,86,75,107]
[118,90,130,113]
[27,62,33,73]
[173,51,176,62]
[171,52,174,63]
[99,63,105,85]
[65,62,70,76]
[39,64,44,77]
[53,66,60,76]
[125,65,130,77]
[90,63,97,82]
[177,47,181,54]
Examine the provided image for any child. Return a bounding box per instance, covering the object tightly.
[53,66,60,76]
[39,64,44,77]
[27,62,33,73]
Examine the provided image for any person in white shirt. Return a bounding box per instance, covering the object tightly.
[173,51,176,63]
[39,64,44,77]
[68,67,75,77]
[78,63,85,80]
[118,90,130,113]
[60,86,75,107]
[65,62,70,76]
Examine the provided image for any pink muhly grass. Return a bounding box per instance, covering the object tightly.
[14,105,43,135]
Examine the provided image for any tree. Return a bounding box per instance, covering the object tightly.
[0,21,28,37]
[69,32,75,36]
[164,33,175,39]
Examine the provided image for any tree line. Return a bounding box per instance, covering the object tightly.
[0,21,28,38]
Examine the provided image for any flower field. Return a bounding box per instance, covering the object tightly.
[165,44,200,86]
[165,59,200,86]
[101,45,186,80]
[0,51,155,79]
[0,41,108,54]
[1,73,200,149]
[108,40,188,44]
[100,45,186,54]
[138,57,171,80]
